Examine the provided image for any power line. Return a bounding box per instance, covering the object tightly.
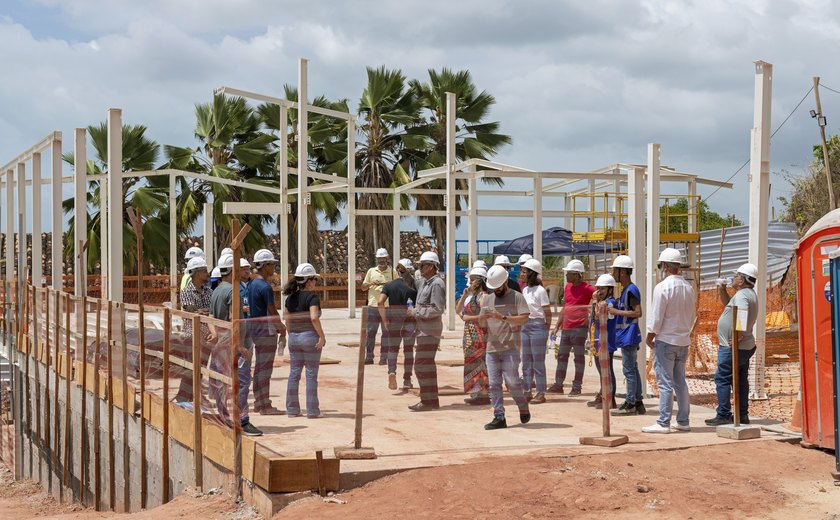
[821,83,840,95]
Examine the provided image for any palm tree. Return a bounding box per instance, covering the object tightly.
[62,122,170,275]
[163,93,279,254]
[356,66,424,261]
[406,68,512,247]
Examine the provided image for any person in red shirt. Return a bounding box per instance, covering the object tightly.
[548,259,595,395]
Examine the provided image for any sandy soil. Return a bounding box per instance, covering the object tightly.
[276,439,840,520]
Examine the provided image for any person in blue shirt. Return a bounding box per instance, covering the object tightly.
[587,274,618,410]
[608,255,646,416]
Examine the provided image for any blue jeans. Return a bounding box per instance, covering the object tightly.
[365,306,382,361]
[621,343,644,404]
[237,337,254,424]
[384,317,415,380]
[486,349,529,419]
[652,340,690,427]
[715,345,756,419]
[520,319,549,393]
[286,331,322,417]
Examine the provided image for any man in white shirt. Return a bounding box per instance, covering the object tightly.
[643,248,696,434]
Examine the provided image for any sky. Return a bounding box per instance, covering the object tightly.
[2,0,840,246]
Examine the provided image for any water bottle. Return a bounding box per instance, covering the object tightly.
[407,298,414,310]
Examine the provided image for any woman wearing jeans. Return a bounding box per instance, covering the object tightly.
[283,263,327,418]
[519,259,552,404]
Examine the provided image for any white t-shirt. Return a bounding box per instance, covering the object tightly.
[522,285,550,320]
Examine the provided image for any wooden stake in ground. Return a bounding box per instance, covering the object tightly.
[334,306,376,459]
[580,301,628,447]
[229,219,251,500]
[120,303,130,512]
[107,301,115,510]
[77,238,89,504]
[93,299,102,512]
[191,315,203,491]
[161,308,170,504]
[63,293,71,491]
[126,207,147,509]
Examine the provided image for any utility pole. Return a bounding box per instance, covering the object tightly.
[813,76,836,210]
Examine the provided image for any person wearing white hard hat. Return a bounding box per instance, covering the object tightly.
[517,254,533,290]
[548,259,595,395]
[587,274,618,410]
[473,259,488,270]
[408,251,445,411]
[519,258,552,404]
[282,263,327,418]
[207,254,263,436]
[246,249,287,415]
[493,255,522,293]
[378,259,420,391]
[609,255,646,416]
[236,255,256,424]
[706,263,759,426]
[174,256,213,404]
[181,246,206,291]
[642,248,696,434]
[210,266,222,290]
[362,248,397,365]
[479,265,532,430]
[456,266,491,405]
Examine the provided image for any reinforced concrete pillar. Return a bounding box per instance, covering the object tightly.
[107,108,123,302]
[629,166,647,396]
[74,128,88,295]
[445,92,457,331]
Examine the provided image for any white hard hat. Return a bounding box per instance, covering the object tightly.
[596,274,617,287]
[294,262,318,278]
[240,257,251,268]
[563,259,585,273]
[398,258,413,270]
[486,265,509,290]
[253,249,278,265]
[217,253,234,270]
[186,257,208,274]
[220,247,233,258]
[736,263,758,283]
[469,266,488,278]
[419,251,440,265]
[184,246,205,261]
[611,255,634,269]
[518,253,533,265]
[472,260,487,269]
[210,266,221,279]
[657,248,683,265]
[494,255,511,266]
[375,248,389,258]
[523,258,543,275]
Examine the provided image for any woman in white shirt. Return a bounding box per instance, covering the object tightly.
[520,259,552,404]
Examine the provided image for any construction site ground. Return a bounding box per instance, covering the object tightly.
[2,308,838,518]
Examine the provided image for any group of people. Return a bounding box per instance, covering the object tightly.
[178,246,328,436]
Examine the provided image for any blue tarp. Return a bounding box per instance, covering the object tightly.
[492,227,621,256]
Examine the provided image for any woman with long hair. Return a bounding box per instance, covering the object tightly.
[282,263,327,418]
[457,266,491,405]
[520,258,552,404]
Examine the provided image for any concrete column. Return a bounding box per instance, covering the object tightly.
[748,61,772,400]
[4,171,12,282]
[445,92,457,331]
[297,58,309,264]
[32,152,42,287]
[17,163,25,282]
[533,174,543,262]
[687,179,698,281]
[51,137,62,290]
[392,188,400,262]
[74,128,88,295]
[280,105,290,312]
[587,179,596,232]
[645,144,661,327]
[628,166,647,396]
[203,202,213,267]
[467,165,477,268]
[107,108,123,302]
[346,119,356,318]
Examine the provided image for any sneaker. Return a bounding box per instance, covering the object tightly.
[402,379,413,390]
[388,373,397,390]
[408,402,440,412]
[241,422,263,437]
[364,358,374,365]
[704,415,734,426]
[612,403,638,416]
[378,358,387,366]
[307,412,325,419]
[524,390,534,402]
[256,406,285,416]
[569,388,582,396]
[464,395,491,405]
[617,401,629,411]
[547,383,564,394]
[587,394,603,407]
[595,397,617,410]
[636,402,646,415]
[672,424,691,432]
[740,416,751,424]
[520,410,531,424]
[287,411,302,418]
[531,392,546,404]
[485,417,507,430]
[641,423,671,434]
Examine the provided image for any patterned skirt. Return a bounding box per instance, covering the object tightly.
[463,320,489,394]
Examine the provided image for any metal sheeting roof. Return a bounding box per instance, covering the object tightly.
[697,221,797,288]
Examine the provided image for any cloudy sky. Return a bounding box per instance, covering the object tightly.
[2,0,840,243]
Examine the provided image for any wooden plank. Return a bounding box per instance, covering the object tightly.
[191,315,203,491]
[93,299,102,512]
[161,308,170,504]
[63,292,71,488]
[120,305,130,511]
[33,289,41,451]
[44,290,51,472]
[258,456,340,493]
[80,295,88,505]
[107,301,115,510]
[53,290,60,464]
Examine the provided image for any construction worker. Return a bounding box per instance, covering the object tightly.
[520,258,551,404]
[175,256,213,403]
[609,255,646,416]
[517,253,533,290]
[480,265,531,430]
[408,251,445,412]
[549,259,595,396]
[246,249,287,415]
[362,248,397,365]
[706,263,759,426]
[181,246,205,290]
[643,248,696,434]
[378,259,418,391]
[457,265,490,405]
[493,255,521,293]
[208,254,262,436]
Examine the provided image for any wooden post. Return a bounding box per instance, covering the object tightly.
[63,293,71,489]
[161,308,170,504]
[334,308,375,459]
[22,282,31,467]
[44,288,51,474]
[93,299,102,511]
[80,295,88,504]
[33,288,41,459]
[813,77,837,210]
[120,304,129,511]
[191,315,203,491]
[229,219,250,499]
[53,290,60,471]
[127,207,147,509]
[732,305,740,427]
[107,301,115,510]
[315,450,326,497]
